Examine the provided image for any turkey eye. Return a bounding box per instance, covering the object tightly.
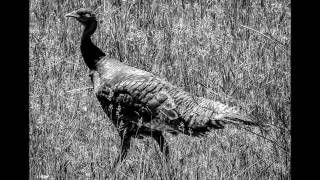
[84,13,90,17]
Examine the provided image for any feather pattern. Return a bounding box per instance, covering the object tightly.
[93,58,256,137]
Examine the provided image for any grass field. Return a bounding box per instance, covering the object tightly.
[29,0,291,179]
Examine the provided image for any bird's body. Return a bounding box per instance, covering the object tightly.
[66,8,257,167]
[94,57,254,135]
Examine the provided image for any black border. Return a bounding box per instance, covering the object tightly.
[2,1,29,178]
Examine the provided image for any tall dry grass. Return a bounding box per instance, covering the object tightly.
[30,0,291,179]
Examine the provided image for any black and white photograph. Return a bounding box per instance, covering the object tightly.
[30,0,291,179]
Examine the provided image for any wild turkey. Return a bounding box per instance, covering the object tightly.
[66,8,257,167]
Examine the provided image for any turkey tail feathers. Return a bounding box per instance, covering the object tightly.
[214,113,257,127]
[183,96,257,131]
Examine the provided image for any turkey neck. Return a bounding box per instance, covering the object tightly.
[80,20,105,70]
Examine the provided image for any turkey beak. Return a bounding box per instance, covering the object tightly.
[65,11,79,18]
